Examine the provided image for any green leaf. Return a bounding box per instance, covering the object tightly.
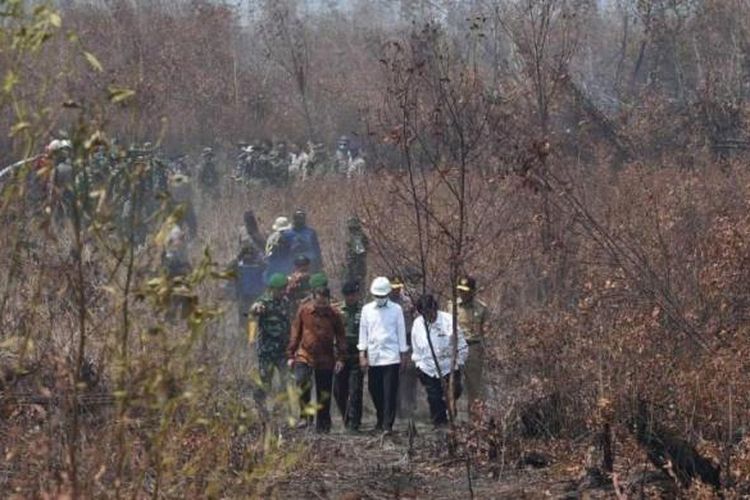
[108,86,135,104]
[83,51,103,72]
[2,70,18,93]
[49,12,62,28]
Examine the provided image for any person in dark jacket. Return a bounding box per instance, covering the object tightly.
[227,231,265,332]
[287,287,346,432]
[287,209,323,272]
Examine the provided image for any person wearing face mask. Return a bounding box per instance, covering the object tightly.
[358,277,409,434]
[412,294,469,428]
[287,287,346,433]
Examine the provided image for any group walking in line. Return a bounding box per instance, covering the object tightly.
[239,208,490,433]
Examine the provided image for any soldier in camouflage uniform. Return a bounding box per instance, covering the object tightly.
[45,140,75,225]
[333,280,365,431]
[115,144,165,245]
[307,143,337,178]
[448,276,489,417]
[198,147,219,192]
[249,273,291,405]
[268,141,290,186]
[162,225,195,321]
[253,142,274,185]
[168,173,197,238]
[335,135,352,174]
[345,216,368,287]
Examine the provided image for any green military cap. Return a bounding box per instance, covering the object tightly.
[309,272,328,289]
[267,273,288,290]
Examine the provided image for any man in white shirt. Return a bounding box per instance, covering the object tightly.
[411,294,468,427]
[358,277,409,433]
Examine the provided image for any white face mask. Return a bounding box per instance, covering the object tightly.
[375,297,389,308]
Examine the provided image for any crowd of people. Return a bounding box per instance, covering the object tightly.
[3,136,487,435]
[212,207,490,433]
[251,272,488,433]
[0,135,366,243]
[153,135,367,190]
[233,135,366,185]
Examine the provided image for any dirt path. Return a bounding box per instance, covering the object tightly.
[264,420,592,499]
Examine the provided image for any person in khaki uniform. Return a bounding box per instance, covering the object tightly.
[448,276,488,414]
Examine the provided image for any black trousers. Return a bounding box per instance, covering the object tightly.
[368,363,400,431]
[294,363,333,432]
[333,358,364,430]
[417,369,462,426]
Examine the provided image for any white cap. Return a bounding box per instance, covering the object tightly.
[47,139,72,152]
[370,276,392,297]
[272,216,292,232]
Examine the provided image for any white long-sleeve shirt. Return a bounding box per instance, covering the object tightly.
[358,300,408,366]
[411,311,468,378]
